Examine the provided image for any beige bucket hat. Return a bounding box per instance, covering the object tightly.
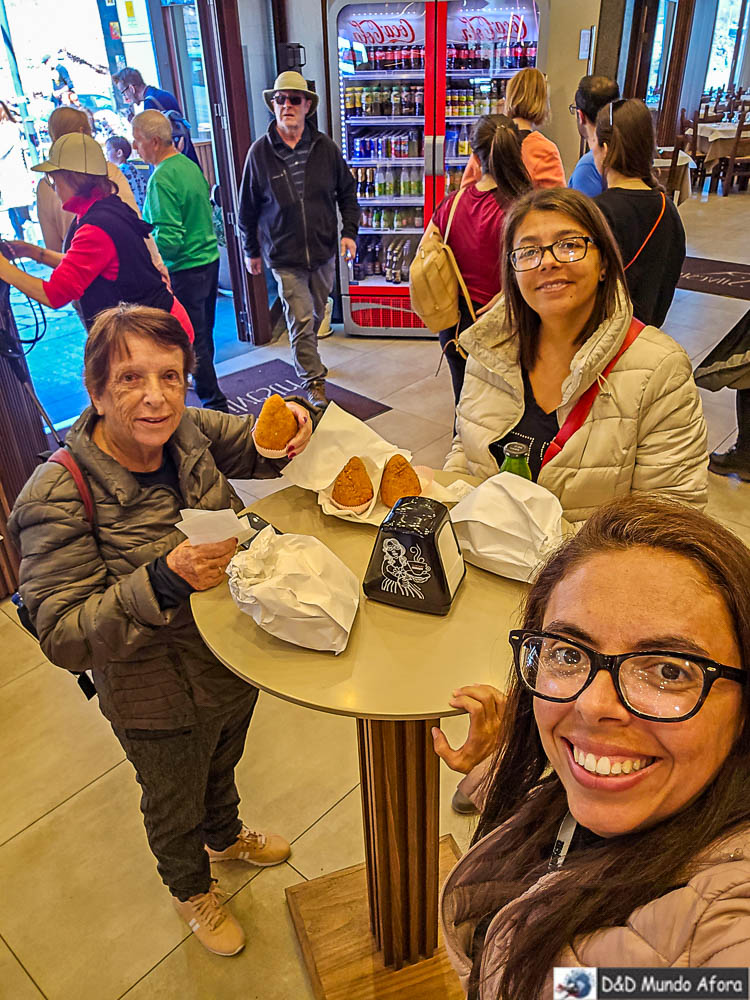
[263,71,319,116]
[31,133,108,176]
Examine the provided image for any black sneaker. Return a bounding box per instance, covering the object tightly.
[708,445,750,482]
[306,380,329,409]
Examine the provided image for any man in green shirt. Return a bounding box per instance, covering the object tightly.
[133,109,228,411]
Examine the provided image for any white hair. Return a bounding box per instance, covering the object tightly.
[132,109,173,146]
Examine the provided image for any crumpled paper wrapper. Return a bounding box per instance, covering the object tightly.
[450,473,564,582]
[283,402,473,525]
[226,526,359,654]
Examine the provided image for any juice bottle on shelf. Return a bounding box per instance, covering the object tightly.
[467,87,475,116]
[384,166,394,196]
[362,87,372,116]
[371,87,382,116]
[458,124,470,156]
[393,208,403,230]
[393,166,401,196]
[392,86,401,116]
[415,206,424,229]
[401,86,412,116]
[354,87,363,117]
[408,129,419,157]
[382,87,392,116]
[345,88,355,116]
[375,165,386,197]
[415,86,424,117]
[383,207,394,229]
[372,207,382,229]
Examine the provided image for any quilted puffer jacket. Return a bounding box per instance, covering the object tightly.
[441,819,750,998]
[8,406,287,731]
[443,289,708,522]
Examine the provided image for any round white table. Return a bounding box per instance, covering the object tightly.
[191,474,526,996]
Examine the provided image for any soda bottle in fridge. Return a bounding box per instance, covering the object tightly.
[458,124,470,156]
[375,165,386,197]
[384,166,394,196]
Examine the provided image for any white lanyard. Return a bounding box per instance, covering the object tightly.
[548,811,578,872]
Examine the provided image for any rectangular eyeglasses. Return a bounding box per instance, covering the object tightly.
[509,629,745,723]
[508,236,595,272]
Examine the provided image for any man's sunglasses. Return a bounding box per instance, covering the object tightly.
[273,93,303,106]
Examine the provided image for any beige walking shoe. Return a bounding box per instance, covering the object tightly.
[206,824,291,868]
[172,880,245,956]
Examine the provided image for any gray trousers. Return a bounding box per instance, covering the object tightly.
[271,256,336,388]
[113,689,258,901]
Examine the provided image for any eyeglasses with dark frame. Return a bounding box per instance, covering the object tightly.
[117,84,133,96]
[568,102,578,116]
[509,629,745,723]
[273,93,304,106]
[508,236,596,272]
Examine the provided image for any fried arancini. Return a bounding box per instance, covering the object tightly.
[253,394,298,451]
[380,454,422,508]
[331,457,374,509]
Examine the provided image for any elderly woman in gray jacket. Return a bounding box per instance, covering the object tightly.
[443,187,707,522]
[436,496,750,998]
[8,304,314,958]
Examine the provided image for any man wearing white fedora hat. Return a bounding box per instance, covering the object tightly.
[239,71,359,408]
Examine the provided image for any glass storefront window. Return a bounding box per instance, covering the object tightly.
[706,0,745,91]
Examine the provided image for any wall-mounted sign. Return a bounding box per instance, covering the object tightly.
[579,28,592,61]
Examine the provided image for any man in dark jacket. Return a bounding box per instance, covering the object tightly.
[239,71,359,408]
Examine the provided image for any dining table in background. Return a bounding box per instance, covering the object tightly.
[687,121,750,172]
[192,472,525,999]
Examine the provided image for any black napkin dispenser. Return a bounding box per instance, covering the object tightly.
[363,496,465,615]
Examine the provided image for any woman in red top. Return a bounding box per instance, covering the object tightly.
[424,115,531,404]
[0,132,193,341]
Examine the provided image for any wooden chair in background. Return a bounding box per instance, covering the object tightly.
[666,136,685,203]
[722,111,750,195]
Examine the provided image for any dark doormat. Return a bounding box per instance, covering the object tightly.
[187,358,390,421]
[678,257,750,300]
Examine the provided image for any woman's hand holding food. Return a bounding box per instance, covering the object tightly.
[285,401,313,458]
[166,537,237,591]
[431,684,506,774]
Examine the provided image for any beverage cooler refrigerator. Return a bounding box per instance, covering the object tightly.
[327,0,542,336]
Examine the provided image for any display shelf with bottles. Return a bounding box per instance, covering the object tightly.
[349,233,418,287]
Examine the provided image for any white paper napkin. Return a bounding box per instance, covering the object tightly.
[283,402,473,525]
[176,507,255,545]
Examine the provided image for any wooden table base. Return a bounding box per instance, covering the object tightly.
[357,717,440,968]
[286,835,464,1000]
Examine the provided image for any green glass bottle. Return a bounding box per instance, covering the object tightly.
[500,441,532,480]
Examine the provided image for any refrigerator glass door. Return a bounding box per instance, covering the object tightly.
[441,1,540,194]
[337,2,429,295]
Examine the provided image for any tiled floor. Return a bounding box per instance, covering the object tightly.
[2,189,750,999]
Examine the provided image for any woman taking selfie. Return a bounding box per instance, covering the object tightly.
[443,187,707,522]
[423,114,531,404]
[436,496,750,997]
[593,98,686,326]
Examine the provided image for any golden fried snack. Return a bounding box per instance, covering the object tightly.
[380,454,422,508]
[332,457,374,510]
[253,394,298,452]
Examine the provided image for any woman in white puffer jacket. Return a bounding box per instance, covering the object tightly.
[443,187,707,523]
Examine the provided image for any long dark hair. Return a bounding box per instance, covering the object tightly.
[501,187,626,369]
[470,115,532,204]
[470,495,750,1000]
[595,97,663,190]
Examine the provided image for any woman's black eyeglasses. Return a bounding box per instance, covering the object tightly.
[273,93,303,106]
[509,629,745,723]
[508,236,596,272]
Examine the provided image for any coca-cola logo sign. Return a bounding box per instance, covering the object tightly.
[454,14,532,43]
[348,18,417,45]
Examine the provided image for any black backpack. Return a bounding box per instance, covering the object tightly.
[147,95,192,153]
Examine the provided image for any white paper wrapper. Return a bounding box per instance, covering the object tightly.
[283,402,474,525]
[226,526,360,654]
[176,507,255,545]
[450,473,563,582]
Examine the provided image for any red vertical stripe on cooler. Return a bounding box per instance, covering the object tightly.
[432,1,447,208]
